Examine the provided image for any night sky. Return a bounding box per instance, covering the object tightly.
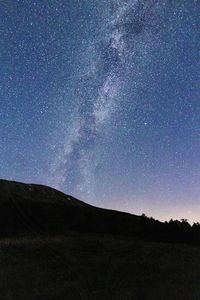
[0,1,199,222]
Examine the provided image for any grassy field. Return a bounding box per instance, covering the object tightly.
[1,232,200,300]
[1,180,200,299]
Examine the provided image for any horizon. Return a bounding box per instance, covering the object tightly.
[0,1,199,223]
[0,177,198,225]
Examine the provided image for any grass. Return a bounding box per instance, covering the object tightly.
[1,233,200,300]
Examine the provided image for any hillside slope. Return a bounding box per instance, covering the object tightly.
[0,179,157,239]
[0,179,199,245]
[0,179,200,300]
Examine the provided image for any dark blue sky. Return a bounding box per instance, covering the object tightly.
[0,0,200,222]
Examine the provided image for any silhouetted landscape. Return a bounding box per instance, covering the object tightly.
[1,179,200,299]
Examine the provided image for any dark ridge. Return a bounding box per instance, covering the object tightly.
[0,179,200,245]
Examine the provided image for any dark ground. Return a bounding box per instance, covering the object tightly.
[0,179,200,300]
[1,233,200,300]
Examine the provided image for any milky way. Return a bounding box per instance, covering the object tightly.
[0,0,200,222]
[48,0,160,198]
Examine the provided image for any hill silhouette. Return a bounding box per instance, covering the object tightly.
[0,179,200,245]
[1,179,200,299]
[0,179,150,238]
